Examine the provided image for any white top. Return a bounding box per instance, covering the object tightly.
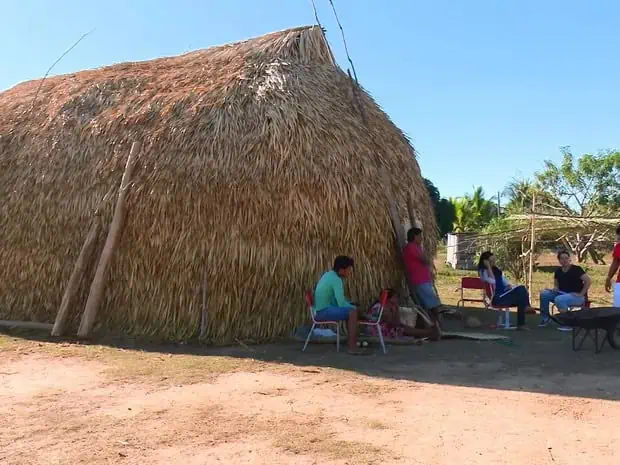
[479,269,510,288]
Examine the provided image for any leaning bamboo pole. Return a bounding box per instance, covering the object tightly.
[77,141,141,338]
[51,216,101,336]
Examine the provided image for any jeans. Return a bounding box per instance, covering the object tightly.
[493,285,531,326]
[539,290,585,318]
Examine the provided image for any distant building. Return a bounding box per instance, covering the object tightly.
[446,233,477,270]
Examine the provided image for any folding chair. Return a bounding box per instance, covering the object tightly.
[484,283,516,330]
[301,290,341,352]
[357,289,389,354]
[456,277,486,308]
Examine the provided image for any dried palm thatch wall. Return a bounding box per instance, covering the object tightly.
[0,26,436,342]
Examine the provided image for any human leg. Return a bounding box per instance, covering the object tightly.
[413,282,443,330]
[554,293,585,312]
[314,306,359,351]
[401,324,441,340]
[493,287,528,328]
[512,286,531,327]
[539,289,558,320]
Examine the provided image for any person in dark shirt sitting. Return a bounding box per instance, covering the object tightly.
[538,250,591,327]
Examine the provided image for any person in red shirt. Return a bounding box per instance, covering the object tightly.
[605,225,620,307]
[403,228,442,324]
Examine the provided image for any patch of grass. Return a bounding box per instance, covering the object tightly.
[0,334,260,384]
[434,251,614,308]
[367,419,388,430]
[273,419,388,463]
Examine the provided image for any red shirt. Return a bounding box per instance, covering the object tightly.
[614,243,620,283]
[403,242,431,285]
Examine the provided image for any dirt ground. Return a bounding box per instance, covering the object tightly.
[2,311,620,465]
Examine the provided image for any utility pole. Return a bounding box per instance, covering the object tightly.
[497,191,501,217]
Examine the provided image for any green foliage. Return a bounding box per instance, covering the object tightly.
[534,148,620,215]
[481,218,533,282]
[502,178,562,214]
[450,187,496,232]
[423,178,455,236]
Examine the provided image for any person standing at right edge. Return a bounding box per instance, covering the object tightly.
[604,225,620,307]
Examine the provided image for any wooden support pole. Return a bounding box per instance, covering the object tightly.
[51,216,101,336]
[77,141,141,338]
[0,320,53,331]
[406,193,420,230]
[527,193,536,292]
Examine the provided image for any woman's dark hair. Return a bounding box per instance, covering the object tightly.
[333,255,354,272]
[477,251,494,271]
[616,225,620,235]
[557,249,571,260]
[407,227,422,242]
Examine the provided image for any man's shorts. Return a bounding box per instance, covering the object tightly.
[314,306,353,321]
[413,282,441,310]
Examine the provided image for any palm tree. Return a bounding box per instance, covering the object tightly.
[450,187,495,232]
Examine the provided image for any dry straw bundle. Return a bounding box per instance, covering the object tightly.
[0,26,436,342]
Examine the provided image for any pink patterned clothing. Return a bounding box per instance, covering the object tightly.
[364,303,403,338]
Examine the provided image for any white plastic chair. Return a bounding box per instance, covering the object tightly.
[302,290,341,352]
[357,289,389,354]
[484,283,516,330]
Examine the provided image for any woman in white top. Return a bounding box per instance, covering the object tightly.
[477,251,535,330]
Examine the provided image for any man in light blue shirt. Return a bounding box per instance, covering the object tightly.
[313,256,363,354]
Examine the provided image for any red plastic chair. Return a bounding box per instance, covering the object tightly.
[302,291,341,352]
[456,277,486,308]
[357,289,389,354]
[484,283,516,330]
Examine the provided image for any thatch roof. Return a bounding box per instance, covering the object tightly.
[0,26,436,342]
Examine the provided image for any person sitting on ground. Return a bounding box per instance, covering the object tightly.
[364,289,440,341]
[403,227,443,328]
[477,251,535,331]
[604,225,620,307]
[539,250,592,327]
[313,255,367,355]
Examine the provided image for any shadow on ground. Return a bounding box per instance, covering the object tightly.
[3,308,619,401]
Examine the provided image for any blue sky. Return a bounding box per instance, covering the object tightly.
[1,0,618,199]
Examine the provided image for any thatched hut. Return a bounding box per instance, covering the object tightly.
[0,26,436,342]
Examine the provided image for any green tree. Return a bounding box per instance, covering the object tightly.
[503,178,564,214]
[534,147,620,216]
[423,178,455,237]
[450,187,496,232]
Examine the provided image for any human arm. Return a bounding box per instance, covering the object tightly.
[479,269,495,285]
[579,273,591,297]
[333,278,354,309]
[605,254,620,293]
